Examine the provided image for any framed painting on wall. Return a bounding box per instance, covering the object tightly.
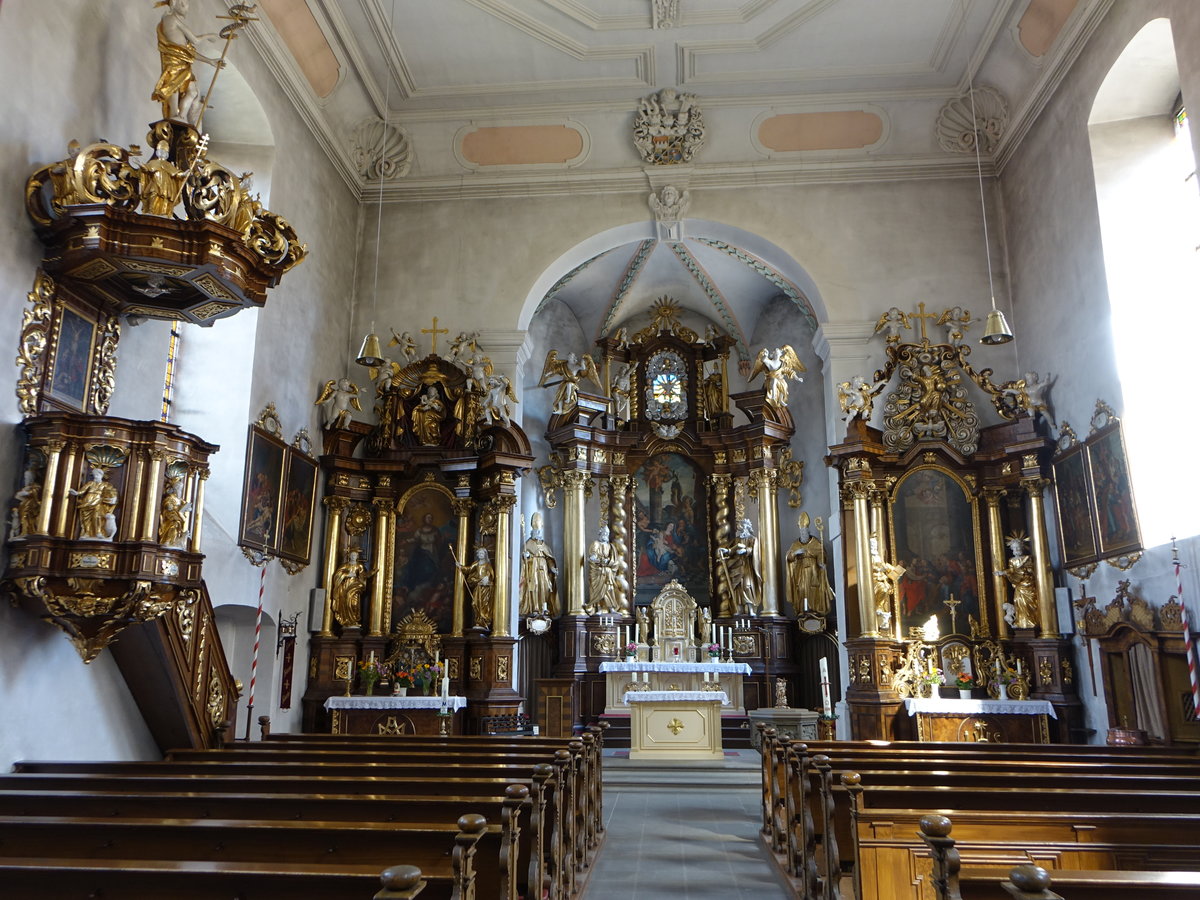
[276,448,319,563]
[391,485,459,635]
[889,467,985,637]
[238,425,287,554]
[632,452,710,608]
[1052,442,1098,569]
[1088,421,1141,558]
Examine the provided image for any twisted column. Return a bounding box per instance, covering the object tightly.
[609,475,632,612]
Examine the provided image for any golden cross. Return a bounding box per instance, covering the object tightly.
[943,593,960,635]
[911,302,940,341]
[421,317,449,354]
[667,718,685,735]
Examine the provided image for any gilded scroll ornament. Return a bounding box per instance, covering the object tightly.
[206,672,226,728]
[882,343,980,456]
[89,314,120,416]
[15,272,55,416]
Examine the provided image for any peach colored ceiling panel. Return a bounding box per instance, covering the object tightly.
[1017,0,1080,58]
[460,125,585,167]
[260,0,340,98]
[757,111,883,152]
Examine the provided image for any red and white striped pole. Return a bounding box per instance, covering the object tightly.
[245,560,266,741]
[1173,537,1200,714]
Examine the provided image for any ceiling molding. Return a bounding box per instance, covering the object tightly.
[667,241,750,359]
[360,0,419,99]
[463,0,657,62]
[370,153,991,202]
[538,0,780,30]
[994,0,1115,172]
[599,240,657,337]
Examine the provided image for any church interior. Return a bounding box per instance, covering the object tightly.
[1,0,1199,897]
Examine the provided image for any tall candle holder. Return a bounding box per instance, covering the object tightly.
[437,705,451,736]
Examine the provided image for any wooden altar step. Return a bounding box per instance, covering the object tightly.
[597,712,754,749]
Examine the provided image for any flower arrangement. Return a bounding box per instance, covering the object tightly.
[994,666,1017,686]
[358,658,390,695]
[414,661,444,685]
[954,671,976,689]
[624,642,638,658]
[920,666,944,686]
[391,667,415,689]
[704,642,721,657]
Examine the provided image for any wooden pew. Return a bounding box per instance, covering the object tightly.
[0,813,488,900]
[756,728,1200,900]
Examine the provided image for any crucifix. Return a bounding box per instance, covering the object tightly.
[422,317,449,354]
[910,302,941,342]
[943,593,960,635]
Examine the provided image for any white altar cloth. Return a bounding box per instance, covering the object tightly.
[624,690,730,706]
[324,696,468,712]
[601,661,751,675]
[903,698,1056,719]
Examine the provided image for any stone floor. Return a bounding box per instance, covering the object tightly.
[582,750,790,899]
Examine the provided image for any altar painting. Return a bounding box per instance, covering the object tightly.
[392,487,458,634]
[239,425,285,553]
[633,453,709,607]
[1089,423,1141,558]
[890,468,982,636]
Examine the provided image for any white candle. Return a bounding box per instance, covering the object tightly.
[435,649,440,665]
[994,660,1001,676]
[803,596,809,612]
[441,674,450,701]
[1016,659,1023,675]
[369,651,375,664]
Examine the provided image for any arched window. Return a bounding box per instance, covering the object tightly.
[1088,19,1200,547]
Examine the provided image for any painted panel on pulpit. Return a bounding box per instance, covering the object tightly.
[889,467,984,637]
[392,487,458,635]
[633,453,709,608]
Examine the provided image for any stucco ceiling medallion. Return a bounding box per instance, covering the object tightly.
[350,117,413,181]
[934,85,1009,155]
[633,89,706,165]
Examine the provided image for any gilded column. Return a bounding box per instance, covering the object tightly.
[36,439,65,535]
[562,469,589,615]
[609,475,632,612]
[369,499,391,636]
[141,449,167,541]
[708,472,732,613]
[754,468,782,617]
[492,494,517,637]
[1023,477,1060,638]
[54,443,79,538]
[320,496,349,637]
[849,479,876,637]
[868,486,886,545]
[188,465,209,553]
[982,487,1009,638]
[451,497,473,637]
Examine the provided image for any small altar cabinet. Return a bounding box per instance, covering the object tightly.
[324,696,468,736]
[599,661,750,713]
[625,691,726,760]
[903,697,1055,744]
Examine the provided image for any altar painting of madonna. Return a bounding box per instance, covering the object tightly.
[633,453,709,607]
[890,468,983,637]
[391,487,459,634]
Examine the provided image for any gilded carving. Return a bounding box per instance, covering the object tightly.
[732,634,755,655]
[333,655,354,682]
[497,656,509,683]
[448,657,460,680]
[470,656,482,681]
[15,271,55,416]
[882,343,980,455]
[207,671,226,728]
[1038,658,1053,687]
[68,551,115,570]
[592,632,617,656]
[378,716,407,735]
[777,447,804,508]
[1060,659,1073,684]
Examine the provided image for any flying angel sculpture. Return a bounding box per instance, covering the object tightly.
[749,345,805,413]
[314,377,362,429]
[538,350,601,414]
[388,329,419,362]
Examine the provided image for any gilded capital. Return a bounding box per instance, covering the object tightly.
[981,486,1006,507]
[1021,477,1050,496]
[323,495,351,512]
[451,498,474,518]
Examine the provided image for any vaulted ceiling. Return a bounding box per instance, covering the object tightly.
[242,0,1111,199]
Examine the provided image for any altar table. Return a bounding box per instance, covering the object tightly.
[624,691,728,760]
[599,661,751,714]
[323,695,468,736]
[903,697,1055,744]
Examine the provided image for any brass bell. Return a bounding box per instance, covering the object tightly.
[980,307,1013,345]
[355,331,384,367]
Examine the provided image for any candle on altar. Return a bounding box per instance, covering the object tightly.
[803,596,809,612]
[1016,659,1023,675]
[441,674,450,702]
[369,650,375,664]
[819,657,832,716]
[435,649,440,665]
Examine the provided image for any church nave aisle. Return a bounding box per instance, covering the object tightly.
[585,751,790,899]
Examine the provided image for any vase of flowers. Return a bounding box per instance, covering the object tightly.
[391,667,414,697]
[414,661,444,695]
[993,667,1016,701]
[954,672,975,700]
[358,658,388,696]
[704,642,721,660]
[919,667,943,699]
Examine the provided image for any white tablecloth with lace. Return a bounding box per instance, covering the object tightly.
[903,698,1056,718]
[324,696,468,712]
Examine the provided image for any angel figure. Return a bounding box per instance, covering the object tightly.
[538,350,601,414]
[749,346,805,413]
[937,306,973,347]
[464,353,493,395]
[611,362,634,424]
[1023,372,1055,425]
[388,329,419,363]
[874,307,910,343]
[448,331,480,366]
[837,374,883,424]
[610,327,629,351]
[314,378,362,429]
[482,374,518,427]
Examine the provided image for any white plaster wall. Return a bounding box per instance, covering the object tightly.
[998,0,1200,741]
[0,0,359,763]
